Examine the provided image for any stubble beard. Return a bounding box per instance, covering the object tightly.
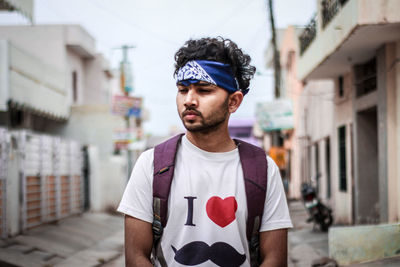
[181,97,230,135]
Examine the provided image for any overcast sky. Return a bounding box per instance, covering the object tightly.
[0,0,316,136]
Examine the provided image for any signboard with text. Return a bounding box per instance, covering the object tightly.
[269,146,286,169]
[112,95,142,117]
[256,99,294,132]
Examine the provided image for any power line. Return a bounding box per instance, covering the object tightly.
[88,0,179,46]
[206,0,258,34]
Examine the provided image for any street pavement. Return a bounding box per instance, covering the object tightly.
[287,200,330,267]
[0,213,125,267]
[0,201,399,266]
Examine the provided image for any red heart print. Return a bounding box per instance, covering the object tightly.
[206,196,238,227]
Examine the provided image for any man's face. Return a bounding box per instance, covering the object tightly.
[176,81,230,134]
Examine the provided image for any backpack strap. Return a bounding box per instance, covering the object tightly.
[152,133,184,257]
[235,139,268,266]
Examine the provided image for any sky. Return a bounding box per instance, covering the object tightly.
[0,0,316,136]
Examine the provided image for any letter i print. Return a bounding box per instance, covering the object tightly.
[184,196,196,226]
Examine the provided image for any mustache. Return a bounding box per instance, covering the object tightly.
[182,108,202,117]
[171,241,246,267]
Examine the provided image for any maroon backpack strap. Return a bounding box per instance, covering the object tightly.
[234,139,268,241]
[153,133,184,227]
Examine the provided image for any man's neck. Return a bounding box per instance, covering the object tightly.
[185,129,236,153]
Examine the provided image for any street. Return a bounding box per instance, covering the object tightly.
[288,201,329,267]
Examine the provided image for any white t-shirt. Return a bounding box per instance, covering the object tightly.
[118,135,292,267]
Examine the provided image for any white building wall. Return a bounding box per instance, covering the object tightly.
[397,40,400,221]
[53,105,127,211]
[332,73,354,224]
[0,26,67,71]
[83,54,111,105]
[386,42,399,222]
[299,79,335,205]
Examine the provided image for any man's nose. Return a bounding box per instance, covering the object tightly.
[184,89,198,107]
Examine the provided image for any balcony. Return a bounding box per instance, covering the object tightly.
[0,0,33,23]
[299,14,317,55]
[321,0,349,28]
[297,0,400,81]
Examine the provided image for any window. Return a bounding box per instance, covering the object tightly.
[338,125,347,191]
[355,58,376,97]
[315,143,320,194]
[338,75,344,98]
[326,138,331,198]
[72,71,78,103]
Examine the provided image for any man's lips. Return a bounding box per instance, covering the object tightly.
[182,110,200,120]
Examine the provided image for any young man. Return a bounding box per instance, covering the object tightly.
[118,37,292,267]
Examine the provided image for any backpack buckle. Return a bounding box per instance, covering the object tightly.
[152,219,163,238]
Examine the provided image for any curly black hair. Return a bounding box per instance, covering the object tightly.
[174,37,256,92]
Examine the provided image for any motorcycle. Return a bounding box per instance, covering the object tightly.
[301,182,333,231]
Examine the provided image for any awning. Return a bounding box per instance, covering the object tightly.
[0,0,34,23]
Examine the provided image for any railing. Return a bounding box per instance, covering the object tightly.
[321,0,349,28]
[299,14,317,55]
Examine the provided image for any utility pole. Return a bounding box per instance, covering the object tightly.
[117,45,135,180]
[268,0,281,99]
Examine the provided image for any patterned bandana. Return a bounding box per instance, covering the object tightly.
[176,60,249,95]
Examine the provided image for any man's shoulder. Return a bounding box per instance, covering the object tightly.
[136,148,154,165]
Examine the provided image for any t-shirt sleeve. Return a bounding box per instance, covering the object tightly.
[117,149,154,224]
[260,156,293,232]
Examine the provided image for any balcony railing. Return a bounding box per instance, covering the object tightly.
[299,14,317,55]
[321,0,349,28]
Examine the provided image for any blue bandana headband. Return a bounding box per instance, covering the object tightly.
[176,60,249,95]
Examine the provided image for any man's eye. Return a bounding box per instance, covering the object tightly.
[199,89,211,93]
[178,88,188,93]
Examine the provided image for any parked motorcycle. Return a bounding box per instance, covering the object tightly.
[301,182,333,231]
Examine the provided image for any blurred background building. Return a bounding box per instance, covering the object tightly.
[0,22,145,237]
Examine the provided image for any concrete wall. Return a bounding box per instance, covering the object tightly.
[0,26,67,71]
[83,54,111,106]
[386,43,398,223]
[376,46,389,223]
[330,73,354,224]
[58,105,124,160]
[397,41,400,222]
[5,133,20,236]
[329,223,400,265]
[298,80,334,204]
[51,105,127,211]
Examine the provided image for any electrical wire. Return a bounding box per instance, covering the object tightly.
[206,0,258,34]
[88,0,179,46]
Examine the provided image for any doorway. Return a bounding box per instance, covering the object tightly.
[356,107,379,223]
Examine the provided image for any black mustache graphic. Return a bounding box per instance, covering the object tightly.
[172,241,246,267]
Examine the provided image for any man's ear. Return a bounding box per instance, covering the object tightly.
[228,91,244,113]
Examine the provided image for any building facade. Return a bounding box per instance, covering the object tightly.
[297,0,400,263]
[298,0,400,225]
